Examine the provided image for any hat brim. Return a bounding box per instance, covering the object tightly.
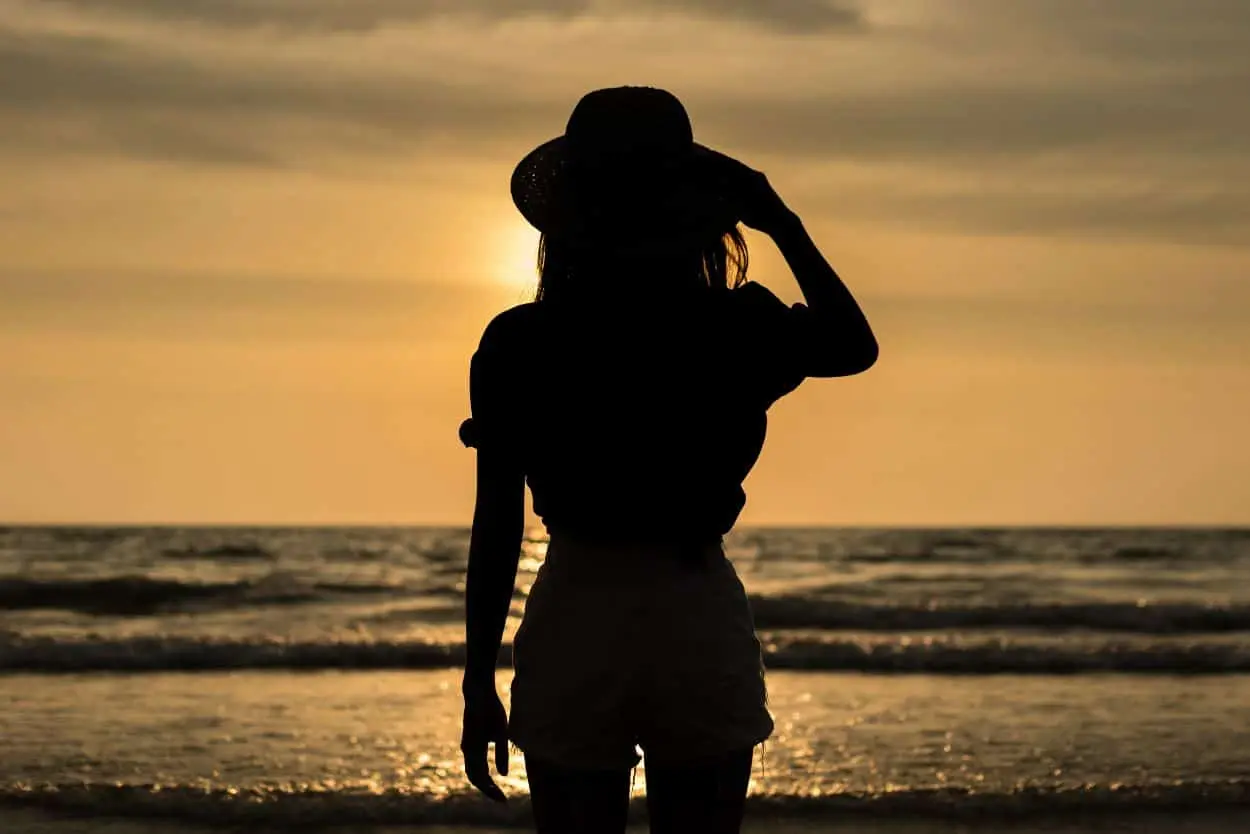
[511,137,740,253]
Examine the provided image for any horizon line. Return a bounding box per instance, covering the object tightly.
[2,521,1247,531]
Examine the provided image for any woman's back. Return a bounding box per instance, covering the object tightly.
[464,281,809,542]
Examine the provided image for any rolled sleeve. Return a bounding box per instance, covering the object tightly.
[460,308,530,456]
[735,282,810,407]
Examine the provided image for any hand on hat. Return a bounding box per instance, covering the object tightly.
[711,154,801,239]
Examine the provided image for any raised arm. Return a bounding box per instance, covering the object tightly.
[718,153,879,377]
[768,214,878,377]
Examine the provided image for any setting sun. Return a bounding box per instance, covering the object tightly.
[494,220,541,296]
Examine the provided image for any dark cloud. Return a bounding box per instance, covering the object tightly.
[5,24,1247,168]
[811,177,1250,248]
[0,28,561,166]
[972,0,1250,66]
[4,1,1248,243]
[695,69,1250,162]
[37,0,865,34]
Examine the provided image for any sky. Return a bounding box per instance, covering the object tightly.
[1,0,1247,526]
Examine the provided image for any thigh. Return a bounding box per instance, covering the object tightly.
[644,746,755,834]
[524,753,633,834]
[637,558,774,759]
[510,561,640,770]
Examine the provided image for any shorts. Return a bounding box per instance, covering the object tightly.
[507,534,774,770]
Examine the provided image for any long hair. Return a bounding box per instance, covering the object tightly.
[534,227,749,303]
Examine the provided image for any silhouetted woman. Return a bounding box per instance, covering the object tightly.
[459,87,877,834]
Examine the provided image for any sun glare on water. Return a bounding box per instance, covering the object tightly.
[494,220,541,296]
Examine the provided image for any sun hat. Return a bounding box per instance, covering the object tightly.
[510,86,740,251]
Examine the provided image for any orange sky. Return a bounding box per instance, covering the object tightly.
[1,1,1247,525]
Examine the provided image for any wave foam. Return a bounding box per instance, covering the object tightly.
[749,597,1250,634]
[1,781,1248,825]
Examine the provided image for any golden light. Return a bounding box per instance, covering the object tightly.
[493,219,541,296]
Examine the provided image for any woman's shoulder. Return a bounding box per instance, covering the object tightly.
[728,281,789,310]
[724,282,800,332]
[477,302,543,353]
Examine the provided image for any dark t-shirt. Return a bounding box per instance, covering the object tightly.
[460,282,817,543]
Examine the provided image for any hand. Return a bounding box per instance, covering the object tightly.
[460,685,510,803]
[705,151,799,238]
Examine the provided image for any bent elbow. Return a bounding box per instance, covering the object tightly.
[811,335,878,377]
[850,336,879,374]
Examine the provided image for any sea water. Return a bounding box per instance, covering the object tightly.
[2,526,1248,831]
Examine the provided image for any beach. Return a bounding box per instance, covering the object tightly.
[2,526,1248,831]
[5,670,1250,832]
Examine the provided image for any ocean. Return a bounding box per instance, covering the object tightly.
[2,526,1249,832]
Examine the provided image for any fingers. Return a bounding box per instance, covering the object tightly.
[495,734,510,776]
[461,695,510,802]
[464,747,508,803]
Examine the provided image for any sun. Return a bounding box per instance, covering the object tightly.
[494,219,541,295]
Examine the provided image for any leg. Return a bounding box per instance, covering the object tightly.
[524,753,632,834]
[644,746,755,834]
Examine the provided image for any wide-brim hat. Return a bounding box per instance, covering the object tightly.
[511,87,740,252]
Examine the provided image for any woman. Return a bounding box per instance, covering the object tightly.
[459,87,877,833]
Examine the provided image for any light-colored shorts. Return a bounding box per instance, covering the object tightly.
[508,534,774,770]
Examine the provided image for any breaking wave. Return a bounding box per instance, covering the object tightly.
[748,597,1250,634]
[5,573,1250,637]
[0,576,402,616]
[4,634,1250,675]
[161,543,275,561]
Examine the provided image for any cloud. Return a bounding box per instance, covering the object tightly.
[0,27,561,166]
[5,19,1247,168]
[36,0,865,34]
[698,73,1250,162]
[813,174,1250,248]
[3,0,1248,244]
